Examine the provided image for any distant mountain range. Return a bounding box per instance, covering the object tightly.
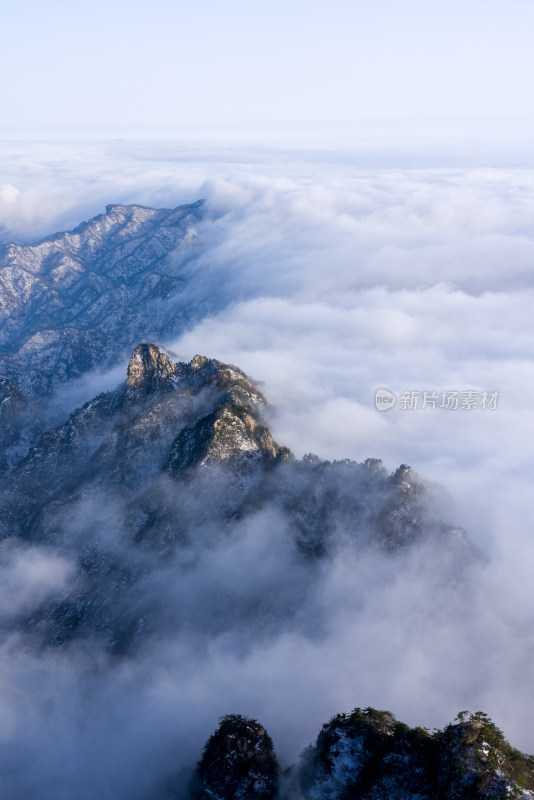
[0,203,204,394]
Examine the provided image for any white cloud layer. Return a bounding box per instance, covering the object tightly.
[1,141,534,794]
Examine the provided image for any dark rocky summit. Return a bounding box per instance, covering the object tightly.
[191,710,534,800]
[191,715,278,800]
[296,708,534,799]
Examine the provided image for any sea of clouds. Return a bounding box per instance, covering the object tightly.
[1,139,534,797]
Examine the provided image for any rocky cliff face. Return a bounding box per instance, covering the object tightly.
[0,203,204,394]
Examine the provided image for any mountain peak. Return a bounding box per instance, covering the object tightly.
[191,714,278,800]
[104,203,151,215]
[190,354,210,370]
[122,343,289,473]
[126,343,175,396]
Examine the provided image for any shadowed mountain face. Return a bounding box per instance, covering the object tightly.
[191,711,534,800]
[0,379,44,476]
[191,715,279,800]
[0,343,465,653]
[0,203,205,395]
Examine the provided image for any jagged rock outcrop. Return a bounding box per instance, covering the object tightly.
[190,715,278,800]
[0,202,204,395]
[126,342,177,397]
[0,344,285,535]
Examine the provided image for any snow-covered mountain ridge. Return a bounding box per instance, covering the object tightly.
[0,202,204,394]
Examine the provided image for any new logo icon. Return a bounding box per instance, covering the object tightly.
[375,388,396,412]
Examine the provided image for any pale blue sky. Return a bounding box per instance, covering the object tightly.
[1,0,533,139]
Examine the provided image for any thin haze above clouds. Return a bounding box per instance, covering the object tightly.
[1,141,534,795]
[2,0,534,139]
